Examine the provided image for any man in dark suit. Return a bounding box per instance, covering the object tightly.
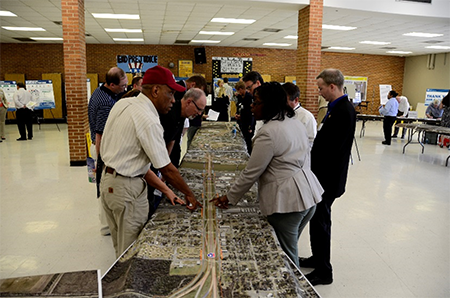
[301,69,356,286]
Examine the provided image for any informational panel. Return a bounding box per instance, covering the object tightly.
[25,80,55,110]
[87,79,91,102]
[212,57,252,79]
[379,84,392,105]
[117,55,158,74]
[424,89,449,106]
[0,81,17,111]
[179,60,193,78]
[285,76,296,83]
[42,73,62,118]
[5,73,25,118]
[344,76,367,103]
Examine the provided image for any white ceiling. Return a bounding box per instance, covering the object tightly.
[0,0,449,57]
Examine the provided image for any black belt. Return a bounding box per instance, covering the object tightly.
[105,166,144,178]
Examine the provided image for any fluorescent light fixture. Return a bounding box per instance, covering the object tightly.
[284,35,298,39]
[113,38,143,41]
[387,50,412,54]
[105,28,142,33]
[2,26,45,31]
[328,47,355,50]
[322,24,356,31]
[92,13,139,19]
[211,18,255,24]
[191,40,220,43]
[31,37,63,41]
[263,43,292,46]
[425,45,450,50]
[0,10,17,17]
[359,41,391,45]
[403,32,443,38]
[199,31,234,35]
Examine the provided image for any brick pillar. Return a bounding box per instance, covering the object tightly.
[296,0,323,116]
[62,0,88,166]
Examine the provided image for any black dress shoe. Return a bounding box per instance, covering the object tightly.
[305,270,333,286]
[392,135,397,138]
[28,137,32,140]
[17,138,27,141]
[299,256,316,268]
[381,141,390,145]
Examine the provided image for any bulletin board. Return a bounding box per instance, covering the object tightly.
[179,60,193,78]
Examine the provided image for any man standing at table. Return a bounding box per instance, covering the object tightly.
[100,66,202,257]
[300,69,356,286]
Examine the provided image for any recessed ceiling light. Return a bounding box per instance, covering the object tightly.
[0,10,17,17]
[30,37,63,41]
[113,38,143,41]
[359,41,391,45]
[328,47,355,50]
[191,40,220,43]
[387,50,412,54]
[322,24,357,31]
[403,32,443,38]
[92,13,139,19]
[425,45,450,50]
[199,31,234,35]
[284,35,298,39]
[2,26,45,31]
[211,18,255,24]
[263,43,292,46]
[105,28,142,33]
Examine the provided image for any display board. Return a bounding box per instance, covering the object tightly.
[212,57,252,79]
[424,88,449,106]
[117,55,158,74]
[379,84,392,105]
[25,80,55,110]
[344,76,367,103]
[0,81,17,111]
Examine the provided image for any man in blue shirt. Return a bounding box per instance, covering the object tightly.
[379,90,399,145]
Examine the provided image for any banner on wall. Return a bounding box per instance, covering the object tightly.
[117,55,158,74]
[212,57,252,79]
[0,81,17,111]
[424,89,449,106]
[25,80,56,110]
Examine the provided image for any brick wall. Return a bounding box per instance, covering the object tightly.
[1,43,404,116]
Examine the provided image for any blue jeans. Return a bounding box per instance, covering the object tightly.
[267,206,316,267]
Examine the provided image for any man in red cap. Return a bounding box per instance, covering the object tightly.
[100,65,202,257]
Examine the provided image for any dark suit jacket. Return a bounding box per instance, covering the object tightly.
[311,95,356,199]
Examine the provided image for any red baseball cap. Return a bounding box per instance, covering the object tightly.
[142,65,185,92]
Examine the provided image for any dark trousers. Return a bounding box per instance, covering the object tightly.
[16,108,33,139]
[383,116,396,144]
[393,111,407,137]
[309,195,336,277]
[239,122,254,155]
[95,153,104,198]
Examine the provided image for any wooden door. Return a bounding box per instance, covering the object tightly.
[42,73,62,119]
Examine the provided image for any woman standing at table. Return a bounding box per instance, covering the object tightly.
[379,90,399,145]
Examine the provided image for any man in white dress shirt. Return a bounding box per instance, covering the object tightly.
[13,82,33,141]
[282,82,317,148]
[100,66,202,257]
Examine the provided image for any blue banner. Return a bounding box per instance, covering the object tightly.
[117,55,158,74]
[425,89,449,106]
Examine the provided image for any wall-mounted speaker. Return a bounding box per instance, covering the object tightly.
[194,48,206,64]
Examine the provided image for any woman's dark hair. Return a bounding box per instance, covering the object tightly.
[442,92,449,107]
[254,82,294,123]
[389,90,398,97]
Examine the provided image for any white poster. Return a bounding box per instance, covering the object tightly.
[25,80,56,110]
[87,78,91,102]
[424,89,449,106]
[0,81,17,111]
[379,84,392,105]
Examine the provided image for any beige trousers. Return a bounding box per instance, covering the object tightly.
[100,171,148,258]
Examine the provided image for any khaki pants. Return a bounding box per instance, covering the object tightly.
[100,171,148,258]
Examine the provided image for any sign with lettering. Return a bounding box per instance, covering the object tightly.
[25,80,55,110]
[117,55,158,74]
[425,89,449,106]
[0,81,17,111]
[212,57,252,79]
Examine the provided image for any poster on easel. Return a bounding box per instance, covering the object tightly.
[87,78,91,102]
[25,80,55,110]
[0,81,17,111]
[344,76,367,104]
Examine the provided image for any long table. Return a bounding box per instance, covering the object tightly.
[397,122,450,166]
[357,114,441,138]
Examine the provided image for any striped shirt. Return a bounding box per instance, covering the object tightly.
[100,93,171,177]
[88,85,118,142]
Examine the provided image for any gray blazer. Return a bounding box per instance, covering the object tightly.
[228,116,323,216]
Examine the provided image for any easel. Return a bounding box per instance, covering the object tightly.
[8,108,61,132]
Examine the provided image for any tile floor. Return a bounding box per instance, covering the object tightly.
[0,121,449,298]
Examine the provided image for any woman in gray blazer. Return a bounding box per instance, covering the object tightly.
[212,82,323,267]
[0,88,8,141]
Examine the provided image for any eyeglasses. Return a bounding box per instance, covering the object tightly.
[245,82,256,91]
[192,100,204,113]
